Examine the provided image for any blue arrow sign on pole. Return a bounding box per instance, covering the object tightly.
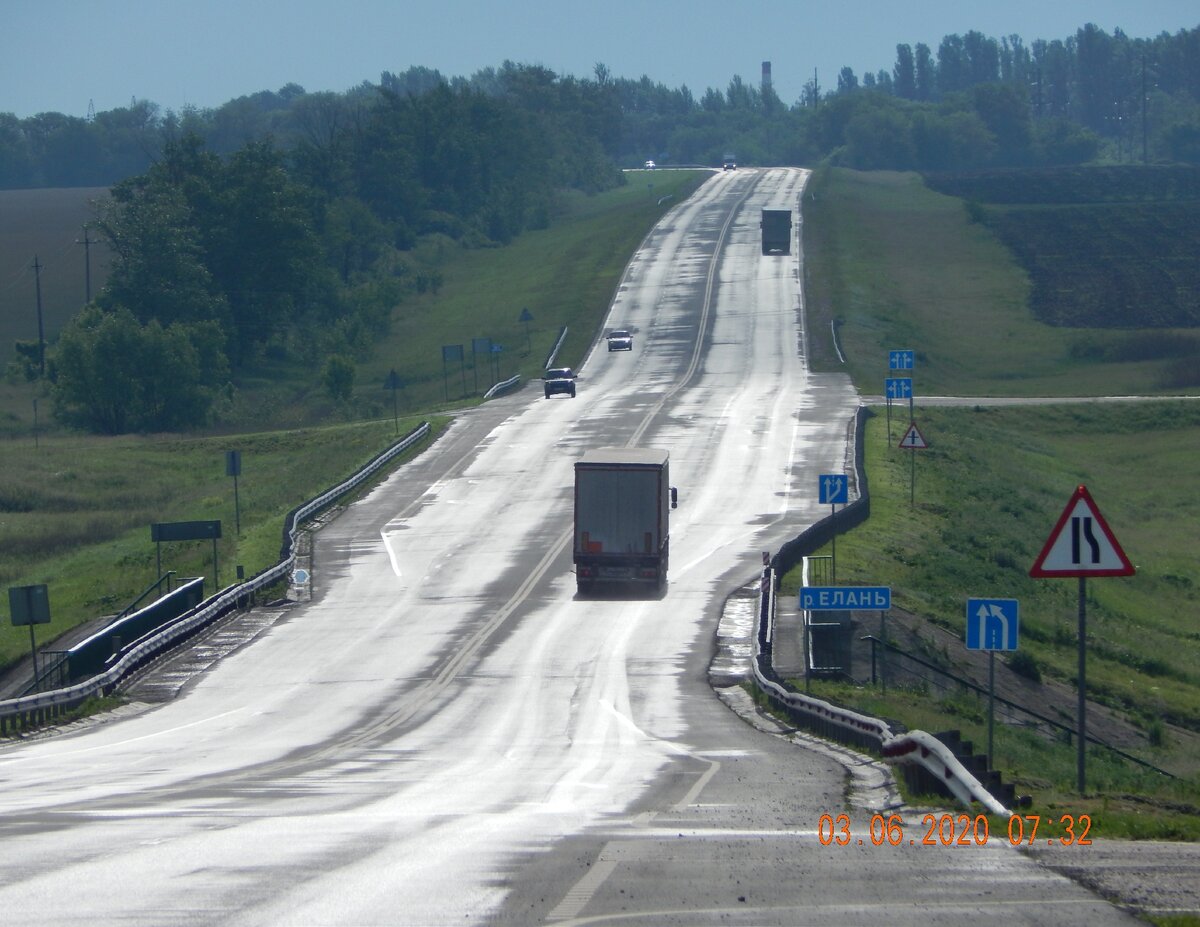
[885,377,913,400]
[965,598,1019,651]
[889,349,915,370]
[819,474,848,505]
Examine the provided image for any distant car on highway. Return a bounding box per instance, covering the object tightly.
[606,329,633,352]
[723,160,736,170]
[644,160,656,169]
[543,367,577,398]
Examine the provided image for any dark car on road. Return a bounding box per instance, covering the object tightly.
[543,367,577,398]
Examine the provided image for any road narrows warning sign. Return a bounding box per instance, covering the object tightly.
[1030,485,1134,578]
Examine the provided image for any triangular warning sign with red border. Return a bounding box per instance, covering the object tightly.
[1030,485,1134,578]
[898,422,928,449]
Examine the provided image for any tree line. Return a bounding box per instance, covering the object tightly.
[41,65,623,432]
[2,22,1198,191]
[4,24,1198,432]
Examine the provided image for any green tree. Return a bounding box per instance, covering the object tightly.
[322,354,356,402]
[894,45,917,100]
[972,82,1034,164]
[95,182,231,331]
[915,43,936,101]
[51,307,227,434]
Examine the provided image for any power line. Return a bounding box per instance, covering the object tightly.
[76,224,95,304]
[32,255,46,377]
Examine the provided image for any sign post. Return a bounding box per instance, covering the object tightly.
[441,344,465,400]
[152,520,223,591]
[519,307,533,355]
[884,376,912,442]
[9,584,51,691]
[225,450,242,536]
[965,597,1019,768]
[898,421,928,504]
[1029,485,1134,793]
[818,474,849,583]
[383,369,402,433]
[800,586,892,691]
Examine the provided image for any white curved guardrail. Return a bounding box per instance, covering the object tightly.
[484,375,522,399]
[0,422,432,727]
[751,566,1009,816]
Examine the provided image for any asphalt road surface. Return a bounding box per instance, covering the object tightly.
[0,169,1165,925]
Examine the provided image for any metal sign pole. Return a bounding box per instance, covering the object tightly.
[878,607,888,696]
[28,623,40,691]
[830,503,837,584]
[988,650,996,769]
[1077,575,1087,793]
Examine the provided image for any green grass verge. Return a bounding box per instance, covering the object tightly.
[802,166,1200,397]
[780,405,1200,837]
[797,164,1200,837]
[0,416,443,674]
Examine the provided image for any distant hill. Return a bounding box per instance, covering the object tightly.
[0,187,110,366]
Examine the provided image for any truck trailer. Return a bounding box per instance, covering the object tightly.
[574,448,676,594]
[760,208,792,255]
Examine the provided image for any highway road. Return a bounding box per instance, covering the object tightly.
[0,169,1146,925]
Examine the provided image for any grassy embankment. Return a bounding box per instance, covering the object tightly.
[797,165,1200,838]
[0,170,708,677]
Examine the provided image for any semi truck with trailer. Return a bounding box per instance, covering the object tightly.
[760,208,792,255]
[573,448,677,594]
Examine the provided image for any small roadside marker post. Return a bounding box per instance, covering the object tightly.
[1030,485,1134,793]
[383,370,402,433]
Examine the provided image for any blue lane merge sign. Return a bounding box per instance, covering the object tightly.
[889,349,915,370]
[800,586,891,611]
[819,474,849,505]
[885,377,913,400]
[965,598,1019,651]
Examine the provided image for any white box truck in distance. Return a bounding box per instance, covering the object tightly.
[574,448,676,594]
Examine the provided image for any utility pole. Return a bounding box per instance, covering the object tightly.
[76,225,94,303]
[1141,53,1149,164]
[32,255,45,377]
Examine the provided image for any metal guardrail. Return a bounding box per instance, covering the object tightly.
[860,634,1174,780]
[484,375,522,399]
[747,403,1010,814]
[0,422,432,733]
[752,564,1008,815]
[544,326,568,370]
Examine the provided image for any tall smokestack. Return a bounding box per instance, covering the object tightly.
[762,61,772,94]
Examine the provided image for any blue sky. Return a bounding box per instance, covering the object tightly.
[3,0,1197,118]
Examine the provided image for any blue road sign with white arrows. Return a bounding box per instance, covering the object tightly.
[819,474,848,505]
[889,349,915,370]
[885,377,913,400]
[965,598,1019,651]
